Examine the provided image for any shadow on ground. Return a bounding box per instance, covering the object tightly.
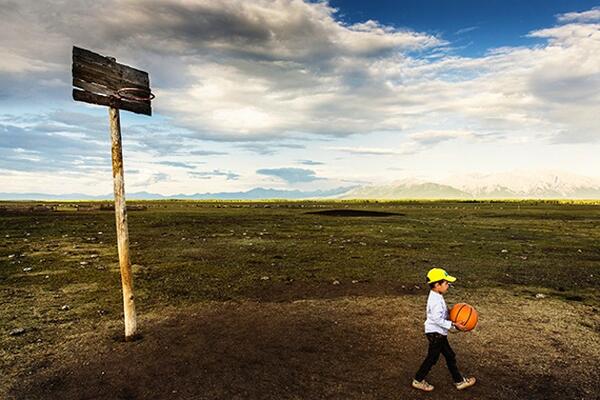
[10,300,591,400]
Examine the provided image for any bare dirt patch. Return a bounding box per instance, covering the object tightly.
[7,290,600,400]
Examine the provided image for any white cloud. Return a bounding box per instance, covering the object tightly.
[455,26,478,35]
[328,145,418,156]
[409,130,474,145]
[256,167,322,183]
[0,50,60,74]
[189,169,240,180]
[557,7,600,23]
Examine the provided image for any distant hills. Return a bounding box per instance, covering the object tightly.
[337,181,600,199]
[0,187,355,201]
[2,171,600,200]
[338,182,471,199]
[340,171,600,199]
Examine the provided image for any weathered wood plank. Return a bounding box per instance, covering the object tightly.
[73,78,115,97]
[73,89,151,116]
[73,46,149,87]
[73,62,149,93]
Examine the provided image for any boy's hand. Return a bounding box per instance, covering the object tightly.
[453,321,467,331]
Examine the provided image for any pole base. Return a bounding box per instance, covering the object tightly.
[113,332,144,343]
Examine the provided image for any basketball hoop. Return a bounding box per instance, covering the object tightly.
[115,87,155,102]
[72,46,157,339]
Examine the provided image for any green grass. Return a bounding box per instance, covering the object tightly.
[1,200,599,324]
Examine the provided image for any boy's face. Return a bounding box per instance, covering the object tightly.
[433,280,450,294]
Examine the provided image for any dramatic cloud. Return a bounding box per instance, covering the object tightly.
[0,0,443,140]
[2,1,598,145]
[256,167,322,183]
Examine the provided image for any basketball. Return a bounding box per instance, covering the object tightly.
[449,303,478,331]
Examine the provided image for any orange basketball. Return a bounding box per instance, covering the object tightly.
[449,303,478,331]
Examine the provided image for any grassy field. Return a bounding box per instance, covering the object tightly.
[1,200,599,399]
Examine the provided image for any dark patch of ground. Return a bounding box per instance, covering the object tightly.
[306,209,403,217]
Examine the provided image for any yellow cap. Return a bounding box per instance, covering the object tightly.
[427,268,457,284]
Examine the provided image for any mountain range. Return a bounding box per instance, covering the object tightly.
[0,187,354,201]
[2,171,599,200]
[339,171,600,200]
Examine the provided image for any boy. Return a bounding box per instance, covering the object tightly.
[412,268,476,392]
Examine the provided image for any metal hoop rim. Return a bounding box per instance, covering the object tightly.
[115,87,155,102]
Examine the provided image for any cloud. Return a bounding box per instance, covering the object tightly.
[297,159,324,165]
[237,142,306,155]
[0,0,444,140]
[100,1,443,61]
[455,26,478,35]
[135,172,170,186]
[0,121,109,173]
[409,130,474,145]
[557,7,600,23]
[189,169,240,180]
[340,178,371,184]
[155,161,197,169]
[0,52,59,74]
[113,4,600,144]
[328,130,487,158]
[189,150,228,156]
[328,145,418,156]
[256,167,322,183]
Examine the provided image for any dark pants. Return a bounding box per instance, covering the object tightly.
[415,333,463,383]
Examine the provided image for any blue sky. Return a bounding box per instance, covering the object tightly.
[330,0,600,55]
[1,1,599,195]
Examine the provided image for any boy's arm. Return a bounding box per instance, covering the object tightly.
[429,302,452,330]
[453,321,467,331]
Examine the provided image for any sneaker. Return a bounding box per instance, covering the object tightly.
[412,379,434,392]
[455,376,476,390]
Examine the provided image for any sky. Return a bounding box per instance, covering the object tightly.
[1,0,599,195]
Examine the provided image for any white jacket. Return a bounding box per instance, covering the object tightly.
[424,290,453,335]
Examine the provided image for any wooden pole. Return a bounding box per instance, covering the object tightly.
[108,106,137,339]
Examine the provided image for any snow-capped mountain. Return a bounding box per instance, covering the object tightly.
[443,170,600,198]
[338,180,471,199]
[338,171,600,199]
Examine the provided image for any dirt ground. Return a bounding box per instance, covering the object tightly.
[7,289,600,400]
[2,201,599,399]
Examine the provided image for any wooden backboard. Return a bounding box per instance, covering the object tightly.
[72,46,152,116]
